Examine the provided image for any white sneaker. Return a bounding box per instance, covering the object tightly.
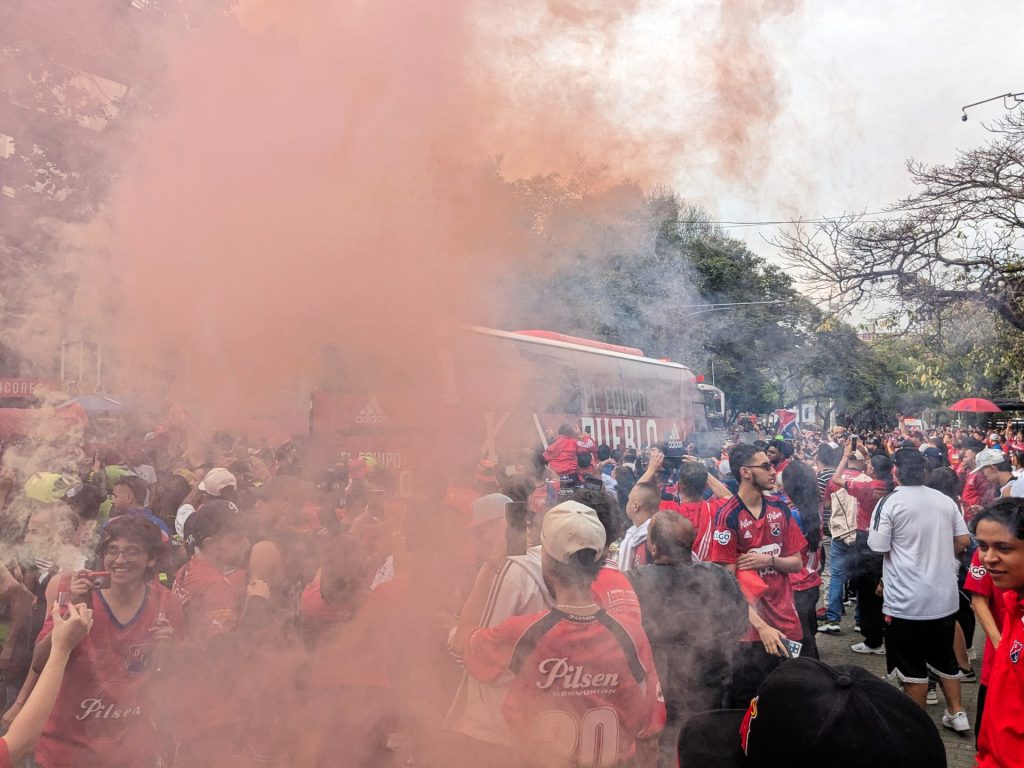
[942,710,971,734]
[850,642,885,655]
[817,622,841,634]
[926,685,938,705]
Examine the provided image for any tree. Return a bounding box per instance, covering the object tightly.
[774,110,1024,332]
[502,176,903,421]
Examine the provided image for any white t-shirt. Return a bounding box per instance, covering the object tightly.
[617,518,651,572]
[443,546,551,745]
[867,485,969,620]
[1008,474,1024,498]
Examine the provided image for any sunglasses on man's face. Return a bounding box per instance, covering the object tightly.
[744,462,773,472]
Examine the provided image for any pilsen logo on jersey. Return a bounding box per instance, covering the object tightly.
[76,680,143,742]
[536,658,620,696]
[1010,640,1023,664]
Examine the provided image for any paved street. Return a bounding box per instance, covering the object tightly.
[816,608,979,768]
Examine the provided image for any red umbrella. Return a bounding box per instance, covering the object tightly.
[949,398,1002,413]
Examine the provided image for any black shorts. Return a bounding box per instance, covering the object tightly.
[884,614,960,684]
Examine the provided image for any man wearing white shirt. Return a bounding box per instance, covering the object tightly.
[618,481,660,571]
[868,448,972,733]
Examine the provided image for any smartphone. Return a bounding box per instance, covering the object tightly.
[504,501,531,529]
[783,638,803,658]
[583,476,604,492]
[85,571,112,590]
[850,436,858,451]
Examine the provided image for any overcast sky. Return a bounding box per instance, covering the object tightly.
[689,1,1023,241]
[486,0,1023,253]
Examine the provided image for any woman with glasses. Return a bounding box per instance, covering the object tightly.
[30,515,181,768]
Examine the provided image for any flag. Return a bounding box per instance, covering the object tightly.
[775,408,799,439]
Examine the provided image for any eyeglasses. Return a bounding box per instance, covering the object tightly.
[104,546,145,562]
[743,462,774,472]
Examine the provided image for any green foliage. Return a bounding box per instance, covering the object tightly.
[502,177,905,424]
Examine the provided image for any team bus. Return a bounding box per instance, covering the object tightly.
[309,325,725,494]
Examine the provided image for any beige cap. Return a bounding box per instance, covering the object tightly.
[540,501,606,564]
[198,467,237,497]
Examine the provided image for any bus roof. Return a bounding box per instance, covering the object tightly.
[462,325,694,373]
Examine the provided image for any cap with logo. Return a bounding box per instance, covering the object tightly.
[540,500,606,564]
[183,499,243,552]
[198,467,237,497]
[678,658,946,767]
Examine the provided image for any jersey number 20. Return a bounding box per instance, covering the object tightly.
[534,707,621,767]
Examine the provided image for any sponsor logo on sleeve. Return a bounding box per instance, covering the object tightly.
[1010,640,1023,664]
[713,529,732,546]
[969,565,987,580]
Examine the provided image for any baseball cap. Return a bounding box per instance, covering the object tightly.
[973,448,1007,473]
[893,447,925,469]
[198,467,237,497]
[183,499,243,551]
[540,500,605,564]
[468,493,512,528]
[679,658,946,768]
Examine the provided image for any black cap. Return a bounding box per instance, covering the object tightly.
[183,499,242,552]
[893,447,926,469]
[679,658,946,768]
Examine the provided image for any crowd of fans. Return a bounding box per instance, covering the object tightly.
[0,416,1020,767]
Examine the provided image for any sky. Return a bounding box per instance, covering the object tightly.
[475,0,1024,252]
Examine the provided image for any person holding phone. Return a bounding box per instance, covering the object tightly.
[710,443,807,707]
[31,516,181,768]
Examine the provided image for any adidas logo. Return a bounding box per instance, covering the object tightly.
[355,397,387,424]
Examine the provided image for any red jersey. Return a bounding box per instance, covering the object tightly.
[976,590,1024,767]
[575,435,598,459]
[0,740,9,768]
[683,498,729,562]
[710,495,807,642]
[963,550,1009,686]
[592,565,642,622]
[826,473,888,532]
[172,555,248,641]
[170,555,248,734]
[35,584,183,768]
[543,435,580,475]
[466,609,664,767]
[962,471,995,519]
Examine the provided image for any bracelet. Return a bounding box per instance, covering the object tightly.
[770,553,776,567]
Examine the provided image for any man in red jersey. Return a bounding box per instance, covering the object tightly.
[711,443,807,707]
[465,500,663,767]
[171,500,269,768]
[676,458,733,562]
[972,498,1024,766]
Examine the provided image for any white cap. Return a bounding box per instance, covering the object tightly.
[468,493,512,528]
[198,467,237,497]
[973,448,1006,473]
[540,501,606,564]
